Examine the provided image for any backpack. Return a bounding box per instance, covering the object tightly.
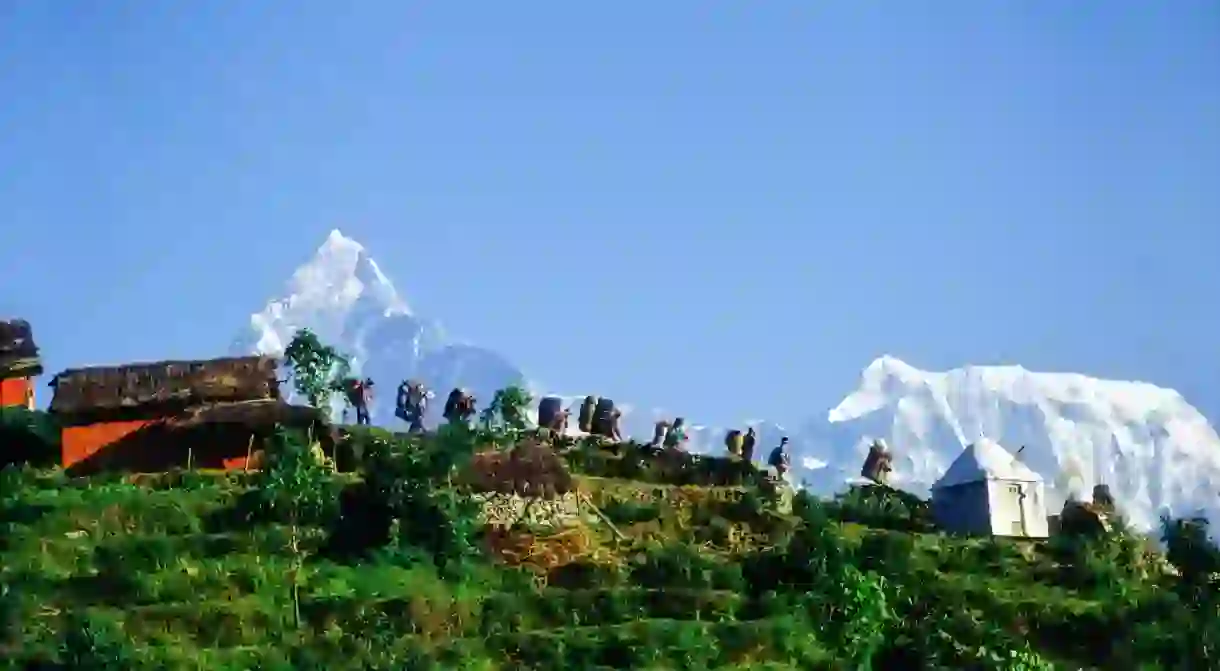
[768,446,787,468]
[406,382,426,409]
[346,380,364,404]
[652,421,670,445]
[444,388,463,419]
[592,398,616,437]
[724,430,743,455]
[538,397,563,429]
[577,396,598,433]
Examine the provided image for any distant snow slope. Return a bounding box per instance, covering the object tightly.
[815,355,1220,531]
[231,231,1220,531]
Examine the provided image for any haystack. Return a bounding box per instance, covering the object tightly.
[466,439,574,499]
[0,319,42,378]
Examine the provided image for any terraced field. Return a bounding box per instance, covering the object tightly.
[0,433,1210,668]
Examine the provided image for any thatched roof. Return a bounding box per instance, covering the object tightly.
[466,440,574,498]
[0,319,42,379]
[49,356,279,417]
[173,399,326,429]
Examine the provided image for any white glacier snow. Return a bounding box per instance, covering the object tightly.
[230,230,526,425]
[821,355,1220,531]
[230,230,1220,532]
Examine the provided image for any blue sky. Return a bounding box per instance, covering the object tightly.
[2,3,1217,426]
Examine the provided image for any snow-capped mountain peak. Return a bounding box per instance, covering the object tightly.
[235,229,414,357]
[231,230,524,424]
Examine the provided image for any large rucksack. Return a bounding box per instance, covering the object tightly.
[664,423,686,448]
[407,382,427,412]
[652,420,670,446]
[861,440,892,484]
[537,397,563,429]
[592,398,616,437]
[724,430,743,456]
[444,388,464,420]
[346,379,368,407]
[742,430,756,461]
[395,382,411,422]
[577,396,598,433]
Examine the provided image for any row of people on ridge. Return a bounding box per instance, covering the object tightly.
[344,378,795,476]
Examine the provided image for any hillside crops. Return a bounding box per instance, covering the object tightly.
[1,421,1218,669]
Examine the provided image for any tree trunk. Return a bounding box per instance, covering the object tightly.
[290,518,302,629]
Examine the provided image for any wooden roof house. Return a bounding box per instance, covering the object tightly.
[48,355,330,475]
[0,319,43,410]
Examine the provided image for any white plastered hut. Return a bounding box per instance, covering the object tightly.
[931,438,1049,539]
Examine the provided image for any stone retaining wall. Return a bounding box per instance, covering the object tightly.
[473,491,585,529]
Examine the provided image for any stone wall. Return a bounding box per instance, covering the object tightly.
[473,491,586,529]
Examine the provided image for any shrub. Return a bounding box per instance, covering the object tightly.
[601,498,662,526]
[282,328,351,412]
[0,408,59,469]
[1162,515,1220,597]
[828,485,933,532]
[356,423,485,572]
[57,612,135,670]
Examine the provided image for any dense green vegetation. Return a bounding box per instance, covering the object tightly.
[2,404,1220,669]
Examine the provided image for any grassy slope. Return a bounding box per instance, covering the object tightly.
[0,440,1196,669]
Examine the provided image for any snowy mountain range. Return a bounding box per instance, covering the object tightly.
[230,230,1220,532]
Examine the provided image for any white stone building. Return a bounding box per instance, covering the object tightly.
[931,438,1049,539]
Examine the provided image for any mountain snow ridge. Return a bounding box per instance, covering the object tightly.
[230,230,1220,532]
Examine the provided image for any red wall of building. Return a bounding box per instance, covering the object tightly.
[62,419,264,472]
[0,377,33,409]
[62,420,153,469]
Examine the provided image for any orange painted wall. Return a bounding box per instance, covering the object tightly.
[62,420,153,469]
[0,377,33,409]
[222,455,253,470]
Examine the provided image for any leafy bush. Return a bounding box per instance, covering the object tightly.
[1162,515,1220,598]
[600,498,662,526]
[563,442,768,487]
[828,485,934,532]
[479,385,532,434]
[0,407,59,469]
[631,541,744,591]
[56,612,136,670]
[351,423,485,572]
[282,328,352,411]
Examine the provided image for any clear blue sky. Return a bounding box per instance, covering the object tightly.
[2,3,1217,426]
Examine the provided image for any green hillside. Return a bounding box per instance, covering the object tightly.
[2,407,1219,669]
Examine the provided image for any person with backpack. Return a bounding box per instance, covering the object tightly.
[741,427,757,463]
[443,388,463,425]
[395,380,410,423]
[861,439,893,485]
[610,408,624,442]
[663,418,688,450]
[651,420,670,448]
[397,380,429,433]
[347,378,375,426]
[724,430,743,458]
[577,396,597,433]
[768,437,790,479]
[443,388,477,426]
